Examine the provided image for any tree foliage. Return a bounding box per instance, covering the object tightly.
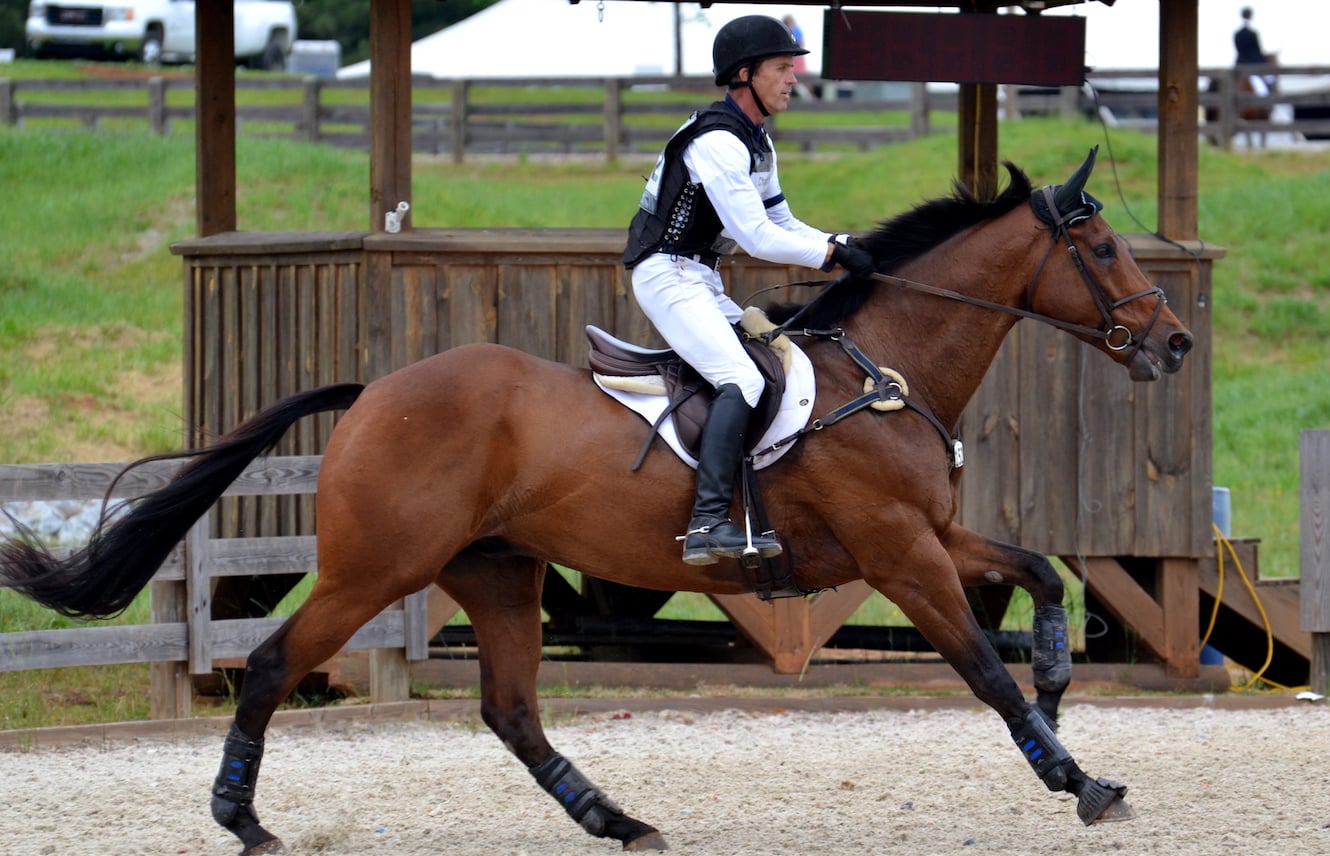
[1,0,28,54]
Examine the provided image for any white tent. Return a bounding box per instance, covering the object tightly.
[339,0,1324,82]
[338,0,825,80]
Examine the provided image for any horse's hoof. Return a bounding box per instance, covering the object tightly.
[1092,796,1137,823]
[241,838,287,855]
[1077,776,1134,825]
[624,830,670,851]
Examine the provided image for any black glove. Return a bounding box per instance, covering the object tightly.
[829,241,876,279]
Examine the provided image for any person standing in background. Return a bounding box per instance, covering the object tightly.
[1234,6,1272,96]
[782,14,814,99]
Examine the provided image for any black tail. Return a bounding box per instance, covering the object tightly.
[0,383,365,618]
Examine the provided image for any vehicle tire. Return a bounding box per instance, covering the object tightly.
[139,26,163,65]
[256,32,288,72]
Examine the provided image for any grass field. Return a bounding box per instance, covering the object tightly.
[1,73,1328,726]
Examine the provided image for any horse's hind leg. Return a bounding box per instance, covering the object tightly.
[945,525,1072,725]
[213,569,430,854]
[438,553,669,852]
[869,531,1133,826]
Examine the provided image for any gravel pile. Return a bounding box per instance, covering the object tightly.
[0,499,128,546]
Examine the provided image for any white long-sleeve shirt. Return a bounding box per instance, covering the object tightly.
[682,127,831,270]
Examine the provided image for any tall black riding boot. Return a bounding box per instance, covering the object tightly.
[681,383,782,566]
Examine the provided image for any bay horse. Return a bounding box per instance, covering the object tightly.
[1,148,1194,854]
[1205,57,1278,148]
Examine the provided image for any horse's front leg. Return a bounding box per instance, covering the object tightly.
[944,525,1072,724]
[439,555,668,852]
[864,530,1133,826]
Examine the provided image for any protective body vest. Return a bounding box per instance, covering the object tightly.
[622,101,773,269]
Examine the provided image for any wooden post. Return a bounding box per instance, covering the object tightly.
[0,79,15,126]
[712,582,874,675]
[369,0,413,233]
[186,517,213,676]
[1160,557,1200,678]
[909,82,929,140]
[147,76,166,135]
[194,0,236,236]
[450,79,468,164]
[1157,0,1199,241]
[604,78,622,164]
[1057,84,1080,119]
[1002,83,1021,120]
[1217,71,1237,151]
[1301,430,1330,694]
[149,573,191,719]
[957,82,998,200]
[369,602,410,703]
[301,76,322,144]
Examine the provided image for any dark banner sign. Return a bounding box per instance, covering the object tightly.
[822,11,1087,86]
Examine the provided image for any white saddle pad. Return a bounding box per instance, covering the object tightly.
[593,340,816,471]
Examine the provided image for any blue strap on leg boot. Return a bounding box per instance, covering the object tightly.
[531,753,623,836]
[212,723,265,826]
[1007,706,1072,791]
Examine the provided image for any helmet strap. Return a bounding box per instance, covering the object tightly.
[741,63,772,118]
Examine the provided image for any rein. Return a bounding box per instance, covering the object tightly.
[750,187,1167,470]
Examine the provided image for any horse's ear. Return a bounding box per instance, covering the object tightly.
[1053,146,1099,214]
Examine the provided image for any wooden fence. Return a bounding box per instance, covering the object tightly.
[3,68,1327,161]
[0,455,430,719]
[0,73,938,160]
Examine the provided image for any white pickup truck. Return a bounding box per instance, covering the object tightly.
[26,0,298,70]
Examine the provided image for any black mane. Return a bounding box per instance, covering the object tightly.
[767,162,1034,328]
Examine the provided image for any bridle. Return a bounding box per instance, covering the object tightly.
[852,186,1167,360]
[750,181,1170,469]
[1027,185,1166,358]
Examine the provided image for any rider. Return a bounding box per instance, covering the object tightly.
[622,15,876,566]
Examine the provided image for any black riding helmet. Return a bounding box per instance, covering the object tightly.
[712,15,809,87]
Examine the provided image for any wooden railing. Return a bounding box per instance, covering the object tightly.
[0,73,942,160]
[4,69,1326,159]
[0,67,1310,160]
[0,455,429,719]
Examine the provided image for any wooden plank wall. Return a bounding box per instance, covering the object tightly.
[959,236,1216,559]
[175,229,1215,560]
[179,232,367,537]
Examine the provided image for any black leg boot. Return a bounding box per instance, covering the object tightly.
[681,383,782,565]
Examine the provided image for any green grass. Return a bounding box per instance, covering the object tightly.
[1,92,1328,726]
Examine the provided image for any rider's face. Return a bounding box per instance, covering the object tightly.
[745,56,797,114]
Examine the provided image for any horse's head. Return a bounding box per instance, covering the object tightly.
[1027,147,1194,381]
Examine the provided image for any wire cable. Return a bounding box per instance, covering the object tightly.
[1207,521,1310,693]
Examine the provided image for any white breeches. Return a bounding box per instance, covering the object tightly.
[631,254,764,407]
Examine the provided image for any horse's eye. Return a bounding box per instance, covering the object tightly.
[1094,242,1115,260]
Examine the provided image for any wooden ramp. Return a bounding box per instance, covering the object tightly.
[1198,537,1310,688]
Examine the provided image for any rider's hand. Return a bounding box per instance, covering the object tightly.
[826,240,876,279]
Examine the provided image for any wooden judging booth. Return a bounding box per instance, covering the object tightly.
[165,0,1244,707]
[170,225,1219,682]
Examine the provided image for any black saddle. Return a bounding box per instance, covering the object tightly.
[585,325,787,464]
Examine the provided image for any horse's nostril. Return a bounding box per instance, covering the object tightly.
[1168,331,1194,356]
